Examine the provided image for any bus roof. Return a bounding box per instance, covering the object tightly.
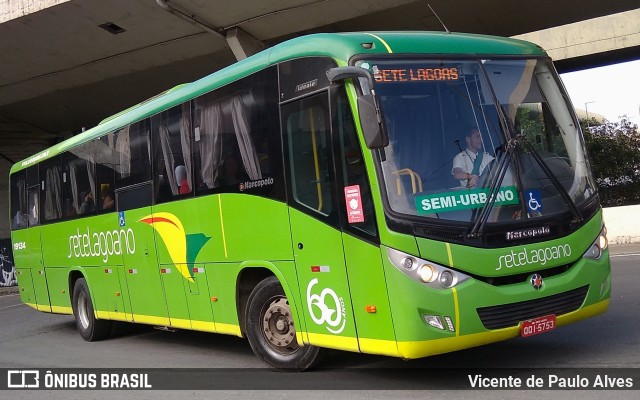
[10,31,545,174]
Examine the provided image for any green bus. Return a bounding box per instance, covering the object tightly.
[9,32,610,370]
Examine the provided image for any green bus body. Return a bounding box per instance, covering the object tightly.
[9,32,610,366]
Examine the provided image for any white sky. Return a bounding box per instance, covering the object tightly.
[559,59,640,125]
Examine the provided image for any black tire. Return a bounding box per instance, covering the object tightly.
[71,278,112,341]
[245,276,321,371]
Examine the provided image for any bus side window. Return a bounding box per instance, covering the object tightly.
[284,93,335,216]
[335,89,377,236]
[151,104,193,204]
[41,159,63,222]
[27,187,40,227]
[192,65,281,199]
[65,142,97,218]
[96,135,117,213]
[10,172,28,230]
[114,120,153,209]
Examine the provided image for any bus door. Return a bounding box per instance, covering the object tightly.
[28,167,51,312]
[115,122,169,326]
[147,104,217,332]
[281,91,359,351]
[331,87,397,355]
[118,181,169,325]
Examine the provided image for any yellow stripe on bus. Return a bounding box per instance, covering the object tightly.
[96,310,243,337]
[218,195,229,258]
[191,320,217,333]
[445,242,460,335]
[452,287,460,336]
[306,332,359,352]
[363,33,393,53]
[50,305,73,314]
[358,337,400,357]
[214,323,242,337]
[169,318,192,330]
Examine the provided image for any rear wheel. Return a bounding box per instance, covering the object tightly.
[245,276,321,370]
[72,278,112,341]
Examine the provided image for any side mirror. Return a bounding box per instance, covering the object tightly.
[357,95,388,148]
[327,67,389,149]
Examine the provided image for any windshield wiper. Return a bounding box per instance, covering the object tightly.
[468,62,520,238]
[467,136,516,238]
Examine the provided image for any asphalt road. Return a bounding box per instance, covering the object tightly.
[0,244,638,399]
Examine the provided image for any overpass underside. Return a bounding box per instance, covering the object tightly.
[514,9,640,72]
[0,0,638,237]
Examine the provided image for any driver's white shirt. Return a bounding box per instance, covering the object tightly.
[451,149,494,187]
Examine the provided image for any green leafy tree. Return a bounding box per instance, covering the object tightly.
[582,116,640,206]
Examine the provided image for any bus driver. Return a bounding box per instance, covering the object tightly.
[451,128,494,188]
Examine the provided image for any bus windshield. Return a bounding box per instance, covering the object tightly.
[357,58,597,225]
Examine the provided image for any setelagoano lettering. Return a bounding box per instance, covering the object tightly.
[497,244,572,270]
[68,227,136,263]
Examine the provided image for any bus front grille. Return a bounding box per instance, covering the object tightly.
[476,285,589,330]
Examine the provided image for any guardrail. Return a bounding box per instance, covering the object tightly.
[603,205,640,244]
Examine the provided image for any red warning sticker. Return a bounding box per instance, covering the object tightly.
[344,185,365,224]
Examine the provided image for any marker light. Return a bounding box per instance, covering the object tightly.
[443,316,456,332]
[402,257,415,270]
[583,227,608,260]
[439,271,454,288]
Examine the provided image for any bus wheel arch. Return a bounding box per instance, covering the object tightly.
[68,270,84,306]
[236,267,275,336]
[243,274,321,370]
[71,276,112,341]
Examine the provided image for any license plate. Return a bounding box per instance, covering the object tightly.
[520,315,556,337]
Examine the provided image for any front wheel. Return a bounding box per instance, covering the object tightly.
[245,276,321,370]
[72,278,112,341]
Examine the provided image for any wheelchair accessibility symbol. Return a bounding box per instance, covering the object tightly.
[526,190,542,213]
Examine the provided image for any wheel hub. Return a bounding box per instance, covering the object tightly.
[261,296,298,353]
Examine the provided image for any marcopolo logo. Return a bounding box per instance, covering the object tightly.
[239,177,274,191]
[68,227,136,263]
[306,278,347,334]
[497,244,572,271]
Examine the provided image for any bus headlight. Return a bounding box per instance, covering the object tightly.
[387,247,470,289]
[417,264,436,282]
[583,227,608,260]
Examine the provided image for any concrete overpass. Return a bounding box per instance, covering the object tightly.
[0,0,639,237]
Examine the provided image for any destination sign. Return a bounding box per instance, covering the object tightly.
[374,67,459,83]
[415,186,519,215]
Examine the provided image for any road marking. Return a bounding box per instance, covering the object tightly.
[0,302,25,311]
[610,253,640,258]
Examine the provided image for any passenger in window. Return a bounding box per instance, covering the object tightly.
[101,184,115,211]
[28,192,39,226]
[219,156,244,187]
[79,191,96,214]
[64,198,77,217]
[175,165,190,194]
[13,211,25,229]
[156,174,172,201]
[451,128,494,188]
